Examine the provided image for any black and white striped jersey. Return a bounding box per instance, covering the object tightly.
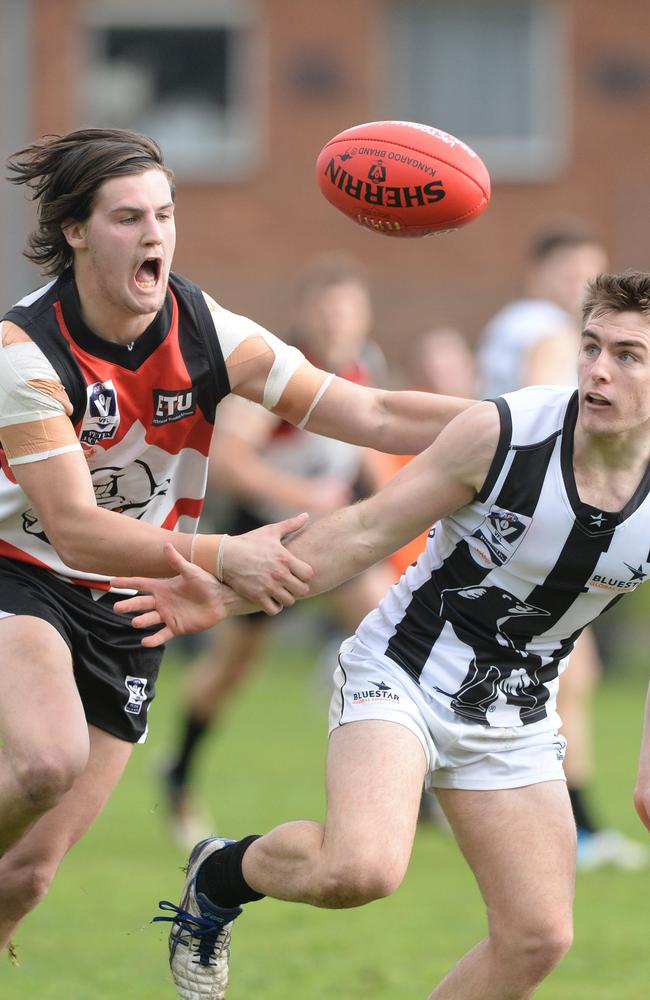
[356,385,650,728]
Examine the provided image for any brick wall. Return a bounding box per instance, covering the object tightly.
[22,0,650,366]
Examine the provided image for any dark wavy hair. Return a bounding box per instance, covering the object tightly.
[6,128,176,276]
[582,271,650,325]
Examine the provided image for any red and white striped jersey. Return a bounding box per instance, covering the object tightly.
[0,270,231,588]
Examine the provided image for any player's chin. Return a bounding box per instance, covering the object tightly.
[130,285,166,313]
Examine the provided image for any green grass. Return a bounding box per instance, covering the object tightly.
[2,634,649,999]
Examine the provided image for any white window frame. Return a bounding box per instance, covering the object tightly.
[83,0,267,181]
[384,0,570,182]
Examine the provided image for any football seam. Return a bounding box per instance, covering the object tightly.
[322,136,489,199]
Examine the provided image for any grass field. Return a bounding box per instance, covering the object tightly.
[2,629,649,999]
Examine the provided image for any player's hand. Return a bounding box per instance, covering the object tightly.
[223,513,314,614]
[112,544,254,647]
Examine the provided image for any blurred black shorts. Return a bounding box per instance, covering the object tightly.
[0,556,164,743]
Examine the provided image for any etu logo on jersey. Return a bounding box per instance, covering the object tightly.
[80,381,120,445]
[152,388,197,426]
[467,507,532,569]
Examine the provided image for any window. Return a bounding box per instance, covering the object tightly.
[386,0,569,181]
[84,0,264,180]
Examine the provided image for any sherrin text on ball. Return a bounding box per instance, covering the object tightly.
[316,120,490,237]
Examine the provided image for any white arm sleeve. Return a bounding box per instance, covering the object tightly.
[203,293,305,410]
[0,338,69,427]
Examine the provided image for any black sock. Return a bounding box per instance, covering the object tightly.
[196,835,265,908]
[568,785,599,834]
[167,714,211,788]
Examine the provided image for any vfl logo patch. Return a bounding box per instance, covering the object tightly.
[152,388,196,426]
[466,506,532,569]
[124,676,148,715]
[81,381,120,445]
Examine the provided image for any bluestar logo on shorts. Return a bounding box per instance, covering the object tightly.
[124,676,148,715]
[352,680,400,705]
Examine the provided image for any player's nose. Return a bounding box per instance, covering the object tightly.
[590,350,612,381]
[141,212,164,244]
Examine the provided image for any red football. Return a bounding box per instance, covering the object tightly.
[315,120,490,238]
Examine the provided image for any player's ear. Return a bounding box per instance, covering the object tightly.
[61,220,88,249]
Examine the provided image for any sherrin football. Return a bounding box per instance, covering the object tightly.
[316,120,490,237]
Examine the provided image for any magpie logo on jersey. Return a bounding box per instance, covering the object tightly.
[466,506,532,569]
[81,381,120,445]
[124,676,148,715]
[352,680,400,705]
[152,388,197,426]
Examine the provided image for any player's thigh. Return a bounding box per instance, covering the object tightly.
[437,780,576,934]
[0,614,86,754]
[323,719,427,874]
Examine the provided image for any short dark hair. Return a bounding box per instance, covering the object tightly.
[582,271,650,325]
[529,223,602,264]
[6,127,175,275]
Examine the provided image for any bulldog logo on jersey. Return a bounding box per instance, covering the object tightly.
[466,506,532,569]
[81,381,120,445]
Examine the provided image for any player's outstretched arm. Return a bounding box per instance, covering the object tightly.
[115,402,500,641]
[114,544,256,647]
[283,400,497,594]
[633,681,650,834]
[11,449,312,612]
[296,372,476,456]
[214,307,476,458]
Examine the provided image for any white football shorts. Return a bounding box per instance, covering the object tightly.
[328,636,567,791]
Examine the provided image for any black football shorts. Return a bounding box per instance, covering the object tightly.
[0,556,164,743]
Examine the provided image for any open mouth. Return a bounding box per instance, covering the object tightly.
[134,258,161,290]
[585,392,611,407]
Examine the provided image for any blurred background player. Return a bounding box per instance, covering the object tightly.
[477,223,647,870]
[163,253,396,845]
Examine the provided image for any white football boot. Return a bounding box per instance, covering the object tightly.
[155,837,242,999]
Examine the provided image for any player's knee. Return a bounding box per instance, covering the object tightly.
[497,915,573,978]
[19,861,57,911]
[322,857,404,907]
[522,922,573,979]
[14,745,89,811]
[2,857,58,918]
